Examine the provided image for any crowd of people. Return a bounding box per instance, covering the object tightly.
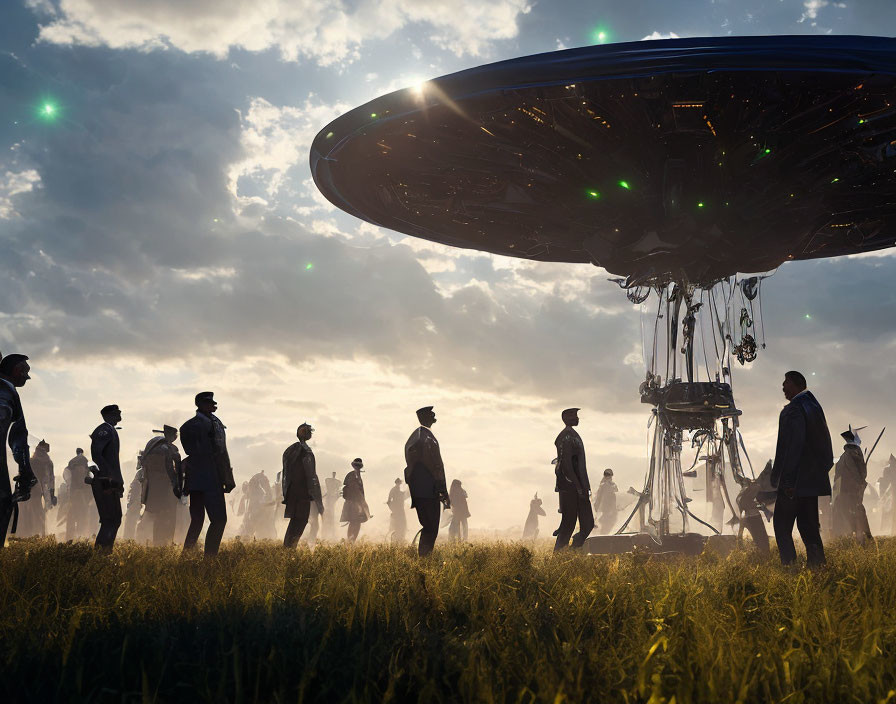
[0,351,891,566]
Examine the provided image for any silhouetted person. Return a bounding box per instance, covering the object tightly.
[735,460,773,556]
[63,449,91,540]
[141,426,182,546]
[282,423,323,548]
[180,392,236,556]
[879,454,896,534]
[447,479,469,541]
[523,493,546,539]
[553,408,594,551]
[405,406,449,557]
[593,468,618,535]
[341,458,370,543]
[0,354,37,548]
[387,478,410,542]
[322,472,340,540]
[831,425,871,543]
[90,404,125,550]
[241,471,277,539]
[18,440,56,537]
[771,371,833,569]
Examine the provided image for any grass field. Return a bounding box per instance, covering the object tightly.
[2,538,896,703]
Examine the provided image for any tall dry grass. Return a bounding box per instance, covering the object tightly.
[2,538,896,703]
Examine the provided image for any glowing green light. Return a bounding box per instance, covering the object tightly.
[592,26,611,44]
[37,100,59,121]
[859,118,866,124]
[587,190,600,199]
[831,178,840,183]
[370,113,377,118]
[764,148,771,154]
[617,180,630,190]
[326,131,334,139]
[697,202,704,208]
[805,314,811,320]
[305,263,314,271]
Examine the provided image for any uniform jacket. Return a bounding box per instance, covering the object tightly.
[449,485,470,519]
[282,440,323,517]
[90,422,123,491]
[404,426,447,503]
[141,435,181,511]
[770,390,834,497]
[0,378,29,478]
[555,426,590,496]
[340,470,370,523]
[179,412,235,494]
[65,454,92,496]
[30,448,55,503]
[594,478,617,514]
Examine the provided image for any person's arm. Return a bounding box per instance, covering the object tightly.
[303,453,323,514]
[774,406,806,493]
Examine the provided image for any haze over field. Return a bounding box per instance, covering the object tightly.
[2,0,896,533]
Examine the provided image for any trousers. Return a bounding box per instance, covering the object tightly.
[773,493,825,567]
[414,498,441,557]
[183,490,227,556]
[92,483,122,550]
[554,490,595,552]
[283,499,310,548]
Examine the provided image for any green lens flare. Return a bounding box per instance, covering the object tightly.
[305,263,314,271]
[618,180,630,190]
[37,100,59,121]
[587,190,600,199]
[697,202,704,208]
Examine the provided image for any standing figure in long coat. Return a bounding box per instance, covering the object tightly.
[341,458,370,543]
[447,479,470,541]
[593,469,618,535]
[282,423,323,548]
[522,494,546,539]
[387,478,410,543]
[18,440,55,537]
[831,426,870,543]
[553,408,594,551]
[405,406,450,557]
[322,472,341,540]
[141,426,182,546]
[180,392,235,556]
[63,449,92,540]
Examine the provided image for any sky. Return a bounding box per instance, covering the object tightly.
[2,0,896,535]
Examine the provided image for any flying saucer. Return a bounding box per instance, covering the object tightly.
[311,35,896,286]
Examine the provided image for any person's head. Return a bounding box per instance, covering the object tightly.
[331,472,336,478]
[603,468,613,479]
[450,479,461,490]
[37,439,50,452]
[195,391,217,415]
[782,371,807,400]
[416,406,436,428]
[0,354,30,387]
[76,447,84,455]
[297,422,314,441]
[561,408,580,427]
[163,425,178,442]
[395,478,402,485]
[101,404,122,426]
[351,457,364,472]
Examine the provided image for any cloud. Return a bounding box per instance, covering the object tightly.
[641,31,680,40]
[30,0,532,65]
[0,167,40,218]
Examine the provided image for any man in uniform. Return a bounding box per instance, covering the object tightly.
[180,392,235,556]
[322,472,341,540]
[553,408,594,551]
[831,425,871,543]
[0,353,37,548]
[90,404,125,550]
[771,371,834,568]
[17,440,56,537]
[404,406,450,557]
[141,425,182,546]
[63,448,92,540]
[282,422,324,548]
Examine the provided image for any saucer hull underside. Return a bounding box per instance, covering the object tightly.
[311,36,896,285]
